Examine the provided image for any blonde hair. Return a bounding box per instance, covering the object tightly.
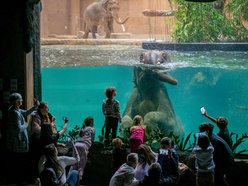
[133,115,144,126]
[112,138,123,149]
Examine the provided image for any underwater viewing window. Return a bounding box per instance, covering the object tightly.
[41,44,248,154]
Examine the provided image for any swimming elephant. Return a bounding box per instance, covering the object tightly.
[83,0,129,39]
[120,50,184,139]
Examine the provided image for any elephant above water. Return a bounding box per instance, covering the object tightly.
[83,0,129,39]
[121,50,184,139]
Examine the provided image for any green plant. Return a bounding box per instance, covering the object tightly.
[169,132,193,152]
[62,125,80,140]
[145,127,193,152]
[171,0,248,42]
[230,132,248,155]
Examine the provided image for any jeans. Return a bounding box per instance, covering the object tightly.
[65,170,80,186]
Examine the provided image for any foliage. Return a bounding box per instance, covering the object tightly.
[145,127,193,152]
[230,132,248,155]
[226,0,248,21]
[171,0,248,42]
[60,125,80,142]
[169,131,193,152]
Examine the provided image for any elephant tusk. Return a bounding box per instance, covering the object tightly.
[114,16,129,25]
[121,24,125,32]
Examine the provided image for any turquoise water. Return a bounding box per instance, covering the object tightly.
[41,45,248,152]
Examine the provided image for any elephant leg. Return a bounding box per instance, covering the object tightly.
[83,25,90,39]
[104,24,111,38]
[144,111,183,137]
[91,25,97,39]
[119,115,133,138]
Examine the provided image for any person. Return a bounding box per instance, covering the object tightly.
[29,102,57,137]
[109,153,138,186]
[40,120,68,149]
[112,137,128,174]
[5,93,39,182]
[102,87,122,147]
[134,144,156,181]
[69,116,95,180]
[138,162,163,186]
[192,133,215,186]
[130,115,146,153]
[157,137,179,186]
[39,140,80,186]
[201,107,232,147]
[198,122,234,186]
[29,102,68,177]
[6,92,39,153]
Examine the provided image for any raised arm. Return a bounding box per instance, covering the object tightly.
[58,120,68,137]
[202,109,217,123]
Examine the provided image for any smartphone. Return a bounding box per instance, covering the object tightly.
[200,106,205,114]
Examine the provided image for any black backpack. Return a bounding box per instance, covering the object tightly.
[39,167,60,186]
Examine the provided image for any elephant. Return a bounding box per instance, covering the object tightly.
[120,50,184,139]
[82,0,129,39]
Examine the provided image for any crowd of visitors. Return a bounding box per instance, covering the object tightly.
[0,89,236,186]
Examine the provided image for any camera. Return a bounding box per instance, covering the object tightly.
[200,106,206,114]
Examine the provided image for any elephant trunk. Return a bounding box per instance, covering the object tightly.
[154,72,178,85]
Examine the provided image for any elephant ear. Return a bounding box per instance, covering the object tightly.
[102,0,110,7]
[161,52,171,63]
[140,52,146,63]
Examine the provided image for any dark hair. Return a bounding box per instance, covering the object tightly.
[198,135,210,149]
[43,144,64,178]
[160,137,171,147]
[105,87,116,99]
[148,163,162,182]
[83,116,94,127]
[216,117,228,129]
[9,93,22,104]
[40,123,57,147]
[38,102,48,110]
[199,122,214,135]
[126,153,138,166]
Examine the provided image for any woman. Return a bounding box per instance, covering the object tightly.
[6,92,39,153]
[134,144,156,181]
[39,139,80,186]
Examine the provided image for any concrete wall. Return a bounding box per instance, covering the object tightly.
[41,0,175,38]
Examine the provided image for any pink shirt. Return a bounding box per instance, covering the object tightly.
[130,125,145,143]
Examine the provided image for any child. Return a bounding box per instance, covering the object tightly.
[112,138,128,174]
[130,115,146,153]
[201,107,232,147]
[138,163,163,186]
[109,153,138,186]
[134,144,156,181]
[192,133,215,186]
[102,87,122,147]
[157,137,179,186]
[69,116,95,180]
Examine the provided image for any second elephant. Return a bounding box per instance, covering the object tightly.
[83,0,129,39]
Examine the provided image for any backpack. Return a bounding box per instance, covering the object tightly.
[39,167,60,186]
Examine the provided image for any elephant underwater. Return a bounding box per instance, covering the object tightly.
[120,50,184,139]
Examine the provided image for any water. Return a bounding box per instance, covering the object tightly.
[41,45,248,153]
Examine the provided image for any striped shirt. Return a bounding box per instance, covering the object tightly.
[102,98,121,120]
